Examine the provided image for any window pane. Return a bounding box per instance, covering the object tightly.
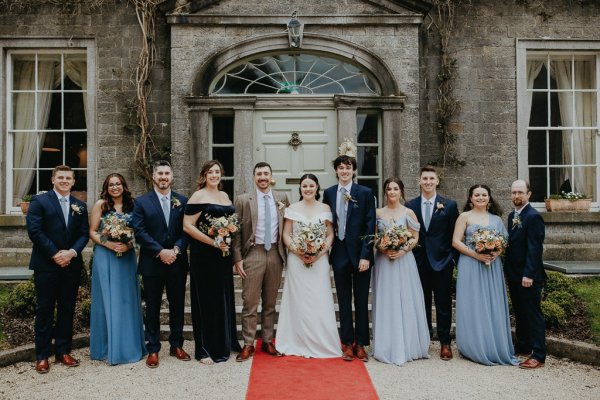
[574,92,596,127]
[39,169,53,192]
[357,178,379,205]
[357,146,378,176]
[573,130,596,165]
[40,132,64,167]
[72,169,87,195]
[13,132,38,166]
[357,114,378,144]
[527,130,547,165]
[548,130,569,165]
[528,92,548,127]
[549,91,562,127]
[212,147,234,176]
[13,172,38,205]
[12,56,35,90]
[66,131,87,168]
[222,179,234,201]
[528,167,547,202]
[46,92,62,129]
[12,93,34,130]
[572,167,596,199]
[550,167,570,195]
[531,61,548,90]
[212,115,234,144]
[64,91,86,129]
[574,59,595,90]
[37,54,60,90]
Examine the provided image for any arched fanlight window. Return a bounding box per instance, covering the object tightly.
[210,52,381,95]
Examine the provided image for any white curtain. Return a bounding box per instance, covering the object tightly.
[12,61,54,205]
[525,60,545,123]
[552,60,596,197]
[56,60,88,123]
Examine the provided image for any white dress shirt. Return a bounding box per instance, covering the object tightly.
[255,189,278,245]
[154,188,171,203]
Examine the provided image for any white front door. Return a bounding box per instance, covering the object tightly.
[253,110,338,203]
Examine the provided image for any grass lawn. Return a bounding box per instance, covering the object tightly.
[0,283,11,349]
[573,277,600,345]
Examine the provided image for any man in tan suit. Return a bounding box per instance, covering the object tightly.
[233,162,290,361]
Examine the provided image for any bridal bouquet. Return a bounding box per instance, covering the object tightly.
[289,221,327,268]
[99,212,134,256]
[203,213,240,257]
[468,228,507,267]
[371,220,414,252]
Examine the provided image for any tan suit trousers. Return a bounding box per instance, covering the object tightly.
[241,244,284,345]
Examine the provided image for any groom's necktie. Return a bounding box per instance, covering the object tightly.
[264,195,272,251]
[161,196,170,228]
[424,201,432,231]
[338,188,347,240]
[60,197,69,225]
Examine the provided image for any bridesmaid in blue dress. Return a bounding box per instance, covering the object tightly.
[371,177,430,365]
[183,160,241,364]
[90,173,146,365]
[452,184,518,366]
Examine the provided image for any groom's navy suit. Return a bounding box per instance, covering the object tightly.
[26,190,89,360]
[323,183,376,347]
[406,194,458,344]
[132,190,188,353]
[505,203,546,362]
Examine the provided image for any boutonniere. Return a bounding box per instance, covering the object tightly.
[171,197,181,208]
[277,200,286,210]
[71,204,83,215]
[435,200,445,213]
[512,214,522,229]
[344,192,357,204]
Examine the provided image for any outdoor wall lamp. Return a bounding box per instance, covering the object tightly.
[287,11,303,48]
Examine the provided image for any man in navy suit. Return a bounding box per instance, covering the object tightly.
[132,160,190,368]
[505,179,546,369]
[26,165,89,373]
[323,154,376,362]
[406,165,459,360]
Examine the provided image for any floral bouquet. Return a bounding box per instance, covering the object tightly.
[371,220,414,252]
[99,213,134,256]
[202,213,240,257]
[289,221,327,268]
[468,228,508,267]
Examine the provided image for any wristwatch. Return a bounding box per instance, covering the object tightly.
[173,246,180,256]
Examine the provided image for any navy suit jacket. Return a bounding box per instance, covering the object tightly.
[26,190,89,272]
[505,203,546,283]
[131,190,189,276]
[406,194,459,272]
[323,183,376,269]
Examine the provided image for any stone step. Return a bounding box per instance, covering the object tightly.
[0,266,33,280]
[159,323,457,342]
[543,244,600,262]
[0,247,94,268]
[544,261,600,275]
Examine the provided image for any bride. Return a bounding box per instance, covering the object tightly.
[275,174,341,358]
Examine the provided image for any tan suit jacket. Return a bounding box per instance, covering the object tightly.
[232,190,289,264]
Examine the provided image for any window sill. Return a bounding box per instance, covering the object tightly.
[540,211,600,223]
[0,215,26,227]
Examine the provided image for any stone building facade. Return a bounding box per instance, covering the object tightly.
[0,0,599,265]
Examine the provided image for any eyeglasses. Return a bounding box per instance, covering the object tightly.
[108,183,123,188]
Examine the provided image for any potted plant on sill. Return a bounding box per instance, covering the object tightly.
[544,191,592,212]
[19,194,33,214]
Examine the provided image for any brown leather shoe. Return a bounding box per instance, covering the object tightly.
[55,354,80,367]
[146,352,159,368]
[35,359,49,374]
[519,357,545,369]
[440,344,453,361]
[169,347,191,361]
[341,344,354,361]
[236,345,255,362]
[261,341,282,357]
[354,345,369,362]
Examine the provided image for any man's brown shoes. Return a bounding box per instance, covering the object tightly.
[35,359,49,374]
[146,352,159,368]
[341,344,354,361]
[170,347,191,361]
[236,345,255,362]
[440,344,453,361]
[354,345,369,362]
[55,354,80,367]
[261,341,283,357]
[519,357,545,369]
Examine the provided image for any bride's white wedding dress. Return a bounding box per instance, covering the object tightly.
[275,209,341,358]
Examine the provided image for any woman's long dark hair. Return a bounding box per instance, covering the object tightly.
[463,184,503,216]
[197,160,225,190]
[298,174,321,201]
[383,177,405,203]
[100,173,134,214]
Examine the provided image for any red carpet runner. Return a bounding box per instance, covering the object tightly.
[246,340,379,400]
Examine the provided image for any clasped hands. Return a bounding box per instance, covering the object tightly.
[473,251,500,264]
[159,248,179,265]
[52,249,76,268]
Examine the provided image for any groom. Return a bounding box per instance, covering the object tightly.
[132,160,190,368]
[233,162,289,361]
[26,165,89,373]
[406,165,458,360]
[505,179,546,369]
[323,151,376,362]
